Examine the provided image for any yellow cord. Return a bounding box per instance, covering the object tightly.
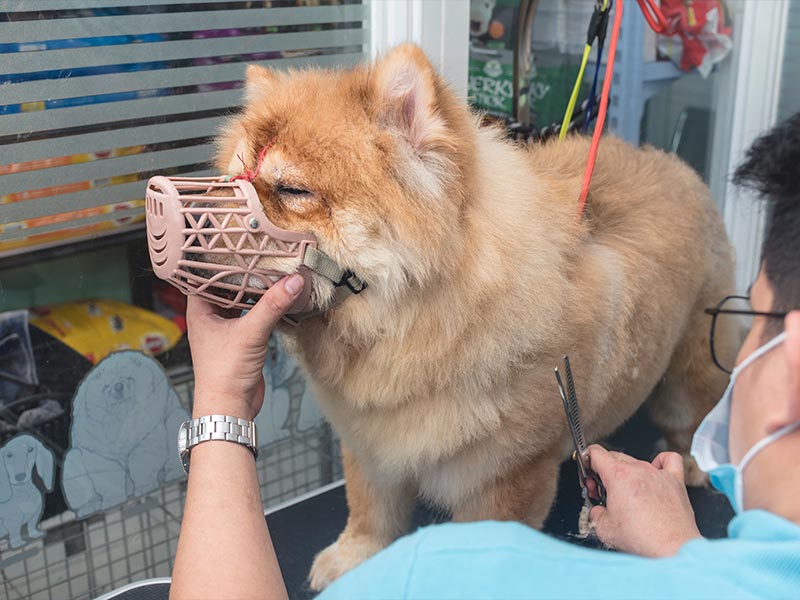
[559,43,592,140]
[559,0,610,139]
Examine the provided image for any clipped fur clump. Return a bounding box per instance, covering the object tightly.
[215,45,738,590]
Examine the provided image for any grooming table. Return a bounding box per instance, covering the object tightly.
[99,408,734,600]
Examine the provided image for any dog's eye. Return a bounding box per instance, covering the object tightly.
[277,185,311,197]
[27,447,34,453]
[7,452,12,458]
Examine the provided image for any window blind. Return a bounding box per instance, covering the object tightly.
[0,0,369,257]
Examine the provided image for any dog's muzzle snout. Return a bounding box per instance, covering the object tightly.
[144,176,366,322]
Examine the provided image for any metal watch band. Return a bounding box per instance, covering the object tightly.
[178,415,258,475]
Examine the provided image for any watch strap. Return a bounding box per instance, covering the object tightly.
[179,415,258,474]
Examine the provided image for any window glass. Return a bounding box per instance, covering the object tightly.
[777,0,800,121]
[0,2,365,597]
[642,72,719,186]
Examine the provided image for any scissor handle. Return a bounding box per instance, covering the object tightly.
[574,450,607,506]
[587,473,607,506]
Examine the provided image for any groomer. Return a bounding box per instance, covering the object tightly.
[171,115,800,599]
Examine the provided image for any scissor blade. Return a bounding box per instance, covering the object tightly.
[555,367,589,479]
[556,358,607,507]
[562,356,587,455]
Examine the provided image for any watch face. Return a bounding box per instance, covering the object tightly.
[181,451,191,475]
[178,420,190,475]
[178,420,189,453]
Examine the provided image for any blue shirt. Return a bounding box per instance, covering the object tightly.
[320,510,800,599]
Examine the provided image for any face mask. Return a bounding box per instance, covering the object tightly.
[691,332,799,513]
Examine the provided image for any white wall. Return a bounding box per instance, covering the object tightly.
[371,0,470,97]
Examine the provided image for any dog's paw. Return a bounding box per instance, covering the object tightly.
[683,454,709,487]
[309,535,385,591]
[76,494,103,518]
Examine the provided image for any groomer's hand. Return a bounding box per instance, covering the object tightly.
[586,445,701,558]
[186,274,304,421]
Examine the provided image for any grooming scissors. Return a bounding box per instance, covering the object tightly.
[555,355,607,506]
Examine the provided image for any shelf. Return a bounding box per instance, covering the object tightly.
[642,60,684,103]
[642,60,683,82]
[588,59,682,83]
[607,6,689,144]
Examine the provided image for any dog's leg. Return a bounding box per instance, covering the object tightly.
[129,430,167,496]
[63,449,126,516]
[9,527,26,549]
[309,446,415,591]
[647,289,740,486]
[451,452,561,529]
[26,510,45,539]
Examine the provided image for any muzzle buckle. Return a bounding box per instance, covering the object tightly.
[335,270,367,295]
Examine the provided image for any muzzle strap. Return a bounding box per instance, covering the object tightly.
[302,246,367,295]
[276,246,366,325]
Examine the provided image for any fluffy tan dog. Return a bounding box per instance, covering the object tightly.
[215,44,738,589]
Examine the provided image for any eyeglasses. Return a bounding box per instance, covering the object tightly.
[704,295,787,374]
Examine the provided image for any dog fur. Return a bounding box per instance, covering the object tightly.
[215,45,739,588]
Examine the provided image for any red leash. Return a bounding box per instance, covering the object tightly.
[637,0,674,34]
[576,0,673,218]
[577,0,623,218]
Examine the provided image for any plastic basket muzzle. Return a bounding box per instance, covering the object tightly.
[145,176,315,314]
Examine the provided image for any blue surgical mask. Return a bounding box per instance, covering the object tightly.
[691,332,799,513]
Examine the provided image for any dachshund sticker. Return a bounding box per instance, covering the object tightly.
[62,351,188,518]
[0,434,55,549]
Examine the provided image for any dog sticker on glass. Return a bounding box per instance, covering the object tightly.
[254,335,322,445]
[0,434,54,549]
[62,351,188,518]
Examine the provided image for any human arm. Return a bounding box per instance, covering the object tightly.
[170,274,305,600]
[586,444,702,557]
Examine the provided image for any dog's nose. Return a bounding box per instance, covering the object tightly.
[15,473,25,482]
[115,382,124,394]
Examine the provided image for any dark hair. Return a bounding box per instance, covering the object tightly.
[733,113,800,327]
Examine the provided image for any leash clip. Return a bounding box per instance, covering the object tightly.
[588,0,613,46]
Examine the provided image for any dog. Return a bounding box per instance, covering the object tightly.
[470,0,497,37]
[62,351,188,517]
[0,434,54,549]
[214,44,739,589]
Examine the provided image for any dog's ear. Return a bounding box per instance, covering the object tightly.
[0,446,10,503]
[244,64,276,104]
[372,44,446,152]
[32,438,55,492]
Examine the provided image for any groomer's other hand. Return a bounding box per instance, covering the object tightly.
[186,274,304,420]
[586,445,701,558]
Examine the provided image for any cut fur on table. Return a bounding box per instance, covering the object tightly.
[211,44,739,589]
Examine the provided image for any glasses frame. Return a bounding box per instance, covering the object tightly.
[704,295,787,374]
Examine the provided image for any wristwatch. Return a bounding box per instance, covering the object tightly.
[178,415,258,475]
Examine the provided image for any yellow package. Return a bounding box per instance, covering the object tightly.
[30,299,182,364]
